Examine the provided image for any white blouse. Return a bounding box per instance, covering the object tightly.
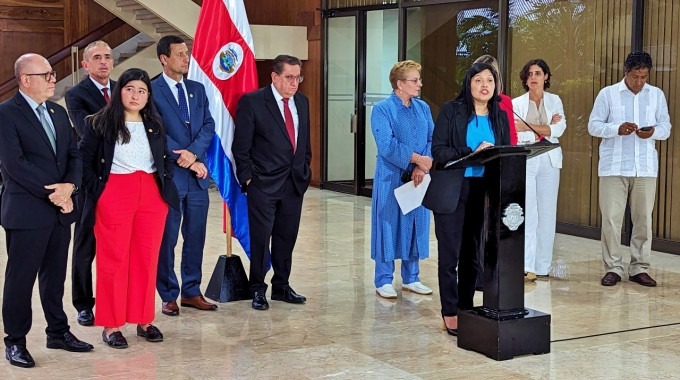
[110,121,156,174]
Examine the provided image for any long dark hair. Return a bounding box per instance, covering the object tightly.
[455,62,506,143]
[89,68,163,144]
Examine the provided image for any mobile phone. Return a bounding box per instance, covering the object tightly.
[639,126,653,131]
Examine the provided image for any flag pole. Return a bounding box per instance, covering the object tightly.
[224,201,232,257]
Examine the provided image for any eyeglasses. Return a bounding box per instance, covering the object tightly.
[23,71,57,81]
[401,78,423,84]
[281,75,304,84]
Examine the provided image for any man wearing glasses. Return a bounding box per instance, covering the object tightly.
[0,53,93,368]
[233,55,311,311]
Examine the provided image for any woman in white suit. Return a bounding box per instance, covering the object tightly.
[512,59,566,280]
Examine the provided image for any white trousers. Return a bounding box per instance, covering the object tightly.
[524,153,560,275]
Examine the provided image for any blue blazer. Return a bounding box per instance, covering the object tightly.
[151,77,215,191]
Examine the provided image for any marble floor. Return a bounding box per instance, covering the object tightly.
[2,188,680,379]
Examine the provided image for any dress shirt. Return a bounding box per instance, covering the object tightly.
[110,121,156,174]
[162,72,190,118]
[270,83,299,142]
[588,79,671,177]
[18,90,55,135]
[88,76,111,98]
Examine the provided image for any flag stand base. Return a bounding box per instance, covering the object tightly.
[205,254,251,302]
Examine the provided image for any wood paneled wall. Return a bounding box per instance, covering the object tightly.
[0,0,137,101]
[244,0,323,187]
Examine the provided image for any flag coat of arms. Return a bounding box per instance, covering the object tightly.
[188,0,258,258]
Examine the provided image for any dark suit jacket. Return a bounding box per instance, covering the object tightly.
[423,100,510,214]
[65,76,116,141]
[151,77,215,191]
[78,118,180,211]
[0,92,82,229]
[233,86,312,195]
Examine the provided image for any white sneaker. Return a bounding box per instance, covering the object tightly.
[402,282,433,295]
[376,284,398,299]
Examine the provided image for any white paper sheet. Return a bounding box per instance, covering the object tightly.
[393,174,431,215]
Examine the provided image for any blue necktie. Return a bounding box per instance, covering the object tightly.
[37,105,56,153]
[175,83,190,128]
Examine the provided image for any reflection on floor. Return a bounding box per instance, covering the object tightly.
[1,188,680,379]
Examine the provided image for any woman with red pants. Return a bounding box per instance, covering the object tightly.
[80,68,179,348]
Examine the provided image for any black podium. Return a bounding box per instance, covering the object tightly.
[446,141,559,361]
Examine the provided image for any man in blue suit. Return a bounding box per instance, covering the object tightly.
[152,35,217,316]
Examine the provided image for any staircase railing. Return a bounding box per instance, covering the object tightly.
[0,18,126,99]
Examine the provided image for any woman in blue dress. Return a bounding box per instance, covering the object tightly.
[371,60,434,299]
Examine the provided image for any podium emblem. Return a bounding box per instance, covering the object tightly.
[502,203,524,231]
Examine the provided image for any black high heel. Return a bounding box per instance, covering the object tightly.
[441,316,458,336]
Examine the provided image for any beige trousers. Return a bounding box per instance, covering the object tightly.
[599,176,656,277]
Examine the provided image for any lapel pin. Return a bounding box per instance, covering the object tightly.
[50,108,55,114]
[148,129,153,133]
[189,94,193,98]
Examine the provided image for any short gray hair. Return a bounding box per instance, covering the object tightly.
[83,40,111,61]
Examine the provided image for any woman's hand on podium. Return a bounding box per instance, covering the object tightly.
[475,141,494,152]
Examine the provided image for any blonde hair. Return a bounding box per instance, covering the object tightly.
[389,60,422,90]
[474,55,503,93]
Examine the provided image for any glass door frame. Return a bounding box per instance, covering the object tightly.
[321,6,398,197]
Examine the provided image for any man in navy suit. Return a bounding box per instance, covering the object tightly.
[233,55,312,311]
[152,35,217,316]
[0,53,93,368]
[64,40,116,327]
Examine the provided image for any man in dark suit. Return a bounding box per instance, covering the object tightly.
[233,55,312,311]
[0,53,93,368]
[64,40,115,327]
[152,35,217,316]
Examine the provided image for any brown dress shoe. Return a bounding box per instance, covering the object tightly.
[162,301,180,316]
[601,272,621,286]
[629,273,657,287]
[180,295,218,311]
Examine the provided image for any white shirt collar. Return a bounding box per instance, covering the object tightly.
[617,78,649,94]
[88,76,110,91]
[162,72,185,89]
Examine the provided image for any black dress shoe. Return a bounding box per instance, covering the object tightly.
[252,290,269,310]
[629,273,657,287]
[5,345,35,368]
[46,331,94,352]
[77,309,94,326]
[601,272,622,286]
[137,324,164,342]
[271,286,306,304]
[102,330,128,349]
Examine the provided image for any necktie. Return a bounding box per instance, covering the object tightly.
[37,105,56,153]
[282,98,296,152]
[102,87,110,103]
[175,83,190,126]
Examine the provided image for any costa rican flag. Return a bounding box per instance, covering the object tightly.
[188,0,258,258]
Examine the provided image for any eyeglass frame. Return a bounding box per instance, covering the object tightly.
[400,78,423,84]
[280,74,304,84]
[23,71,57,81]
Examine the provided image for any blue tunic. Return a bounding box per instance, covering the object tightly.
[370,93,434,263]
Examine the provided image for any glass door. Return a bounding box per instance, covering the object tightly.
[325,12,358,194]
[324,8,399,196]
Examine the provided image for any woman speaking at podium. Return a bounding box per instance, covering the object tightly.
[423,62,511,336]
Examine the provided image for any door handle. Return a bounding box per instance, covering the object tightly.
[350,114,357,134]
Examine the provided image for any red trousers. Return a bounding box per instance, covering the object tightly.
[94,172,168,327]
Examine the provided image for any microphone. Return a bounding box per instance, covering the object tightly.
[512,109,543,139]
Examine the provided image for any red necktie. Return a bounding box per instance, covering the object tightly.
[102,88,110,104]
[282,98,296,152]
